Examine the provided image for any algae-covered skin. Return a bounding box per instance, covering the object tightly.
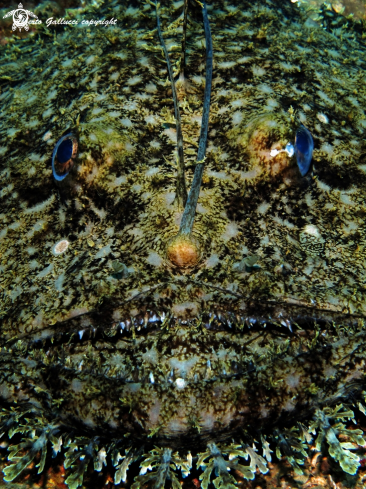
[1,0,366,486]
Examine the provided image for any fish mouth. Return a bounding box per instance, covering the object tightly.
[5,288,365,451]
[7,275,363,343]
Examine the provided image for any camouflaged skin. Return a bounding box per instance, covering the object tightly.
[1,0,366,486]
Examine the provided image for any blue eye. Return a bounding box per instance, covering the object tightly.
[294,125,314,176]
[52,133,78,181]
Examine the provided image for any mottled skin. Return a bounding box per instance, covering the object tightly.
[1,0,366,485]
[1,324,366,450]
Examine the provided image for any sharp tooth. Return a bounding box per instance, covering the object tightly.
[149,372,155,384]
[222,368,226,376]
[78,360,83,371]
[78,330,84,340]
[120,322,125,330]
[207,360,211,368]
[281,319,292,332]
[232,361,239,373]
[169,369,174,377]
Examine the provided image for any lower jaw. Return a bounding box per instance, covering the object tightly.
[1,316,365,486]
[4,322,365,445]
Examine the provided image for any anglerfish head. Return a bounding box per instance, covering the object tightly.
[1,0,366,486]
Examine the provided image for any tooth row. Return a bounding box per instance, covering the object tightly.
[6,310,296,354]
[110,310,291,333]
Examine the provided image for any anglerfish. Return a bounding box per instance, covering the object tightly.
[1,0,366,487]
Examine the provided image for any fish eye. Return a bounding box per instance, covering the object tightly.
[51,133,78,181]
[294,125,314,176]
